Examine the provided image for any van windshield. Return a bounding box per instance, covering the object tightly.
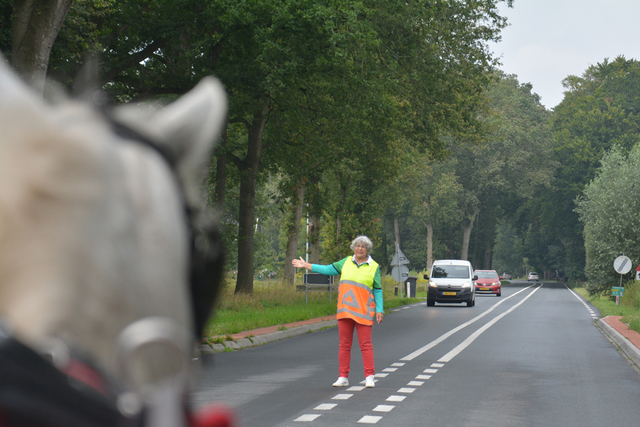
[431,265,470,279]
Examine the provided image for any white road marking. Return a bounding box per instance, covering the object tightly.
[431,363,444,368]
[416,375,431,380]
[387,395,406,402]
[391,362,405,367]
[348,386,365,391]
[565,285,599,319]
[397,387,416,393]
[401,285,537,361]
[423,369,438,374]
[314,403,337,410]
[438,285,542,363]
[382,367,397,372]
[407,381,424,386]
[332,394,353,400]
[358,415,382,424]
[374,373,388,378]
[294,414,321,422]
[373,405,395,412]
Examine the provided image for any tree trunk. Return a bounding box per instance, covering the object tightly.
[460,208,479,261]
[309,211,320,264]
[283,185,305,287]
[483,240,493,269]
[12,0,73,94]
[213,121,228,210]
[426,223,434,270]
[335,183,347,259]
[234,98,269,294]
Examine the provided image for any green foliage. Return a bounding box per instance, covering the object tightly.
[0,0,12,58]
[45,0,516,288]
[576,143,640,293]
[575,283,640,335]
[530,56,640,281]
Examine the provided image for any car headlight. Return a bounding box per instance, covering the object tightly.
[492,281,500,286]
[461,281,471,288]
[429,281,438,288]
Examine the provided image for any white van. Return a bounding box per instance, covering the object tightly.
[424,259,477,307]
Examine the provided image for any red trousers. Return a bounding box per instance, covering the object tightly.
[337,318,375,378]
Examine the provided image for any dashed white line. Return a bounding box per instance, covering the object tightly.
[348,386,365,391]
[332,394,353,400]
[423,368,438,374]
[391,362,405,367]
[397,387,416,393]
[374,373,388,378]
[373,405,395,412]
[387,395,406,402]
[382,367,397,372]
[294,414,321,422]
[358,415,382,424]
[565,285,599,319]
[431,363,444,368]
[314,403,337,410]
[416,375,431,380]
[407,381,424,386]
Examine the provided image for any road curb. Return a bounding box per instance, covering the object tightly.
[596,317,640,370]
[200,319,338,354]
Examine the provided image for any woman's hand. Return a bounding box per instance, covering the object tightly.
[292,256,311,271]
[376,312,384,324]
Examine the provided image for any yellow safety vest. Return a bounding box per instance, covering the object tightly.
[337,257,378,326]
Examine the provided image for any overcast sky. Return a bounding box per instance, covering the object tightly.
[488,0,640,110]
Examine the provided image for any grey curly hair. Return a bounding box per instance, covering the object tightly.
[350,235,373,253]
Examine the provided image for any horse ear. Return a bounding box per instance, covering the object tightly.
[149,78,227,207]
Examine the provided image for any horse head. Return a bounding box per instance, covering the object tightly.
[0,56,229,426]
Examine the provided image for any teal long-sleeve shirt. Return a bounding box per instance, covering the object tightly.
[310,256,383,313]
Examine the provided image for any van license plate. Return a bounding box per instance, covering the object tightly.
[442,291,456,296]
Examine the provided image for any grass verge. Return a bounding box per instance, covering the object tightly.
[574,280,640,334]
[203,273,427,338]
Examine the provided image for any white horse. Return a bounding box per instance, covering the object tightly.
[0,57,230,426]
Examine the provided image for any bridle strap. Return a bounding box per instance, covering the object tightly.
[0,331,142,427]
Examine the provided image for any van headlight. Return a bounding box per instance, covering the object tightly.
[429,281,438,288]
[461,281,471,288]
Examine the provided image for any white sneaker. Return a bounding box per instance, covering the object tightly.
[365,375,375,388]
[332,377,349,387]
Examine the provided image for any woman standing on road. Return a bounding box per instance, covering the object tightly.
[292,235,383,388]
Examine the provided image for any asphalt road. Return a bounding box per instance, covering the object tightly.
[191,281,640,426]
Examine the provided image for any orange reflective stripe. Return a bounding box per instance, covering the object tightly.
[337,281,375,325]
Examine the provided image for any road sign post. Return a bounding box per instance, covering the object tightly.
[390,244,410,298]
[613,255,632,305]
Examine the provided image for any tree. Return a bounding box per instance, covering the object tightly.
[448,73,555,264]
[576,143,640,294]
[43,0,515,294]
[9,0,73,93]
[411,162,463,270]
[535,56,640,279]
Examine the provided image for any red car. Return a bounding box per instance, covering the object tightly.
[474,270,501,297]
